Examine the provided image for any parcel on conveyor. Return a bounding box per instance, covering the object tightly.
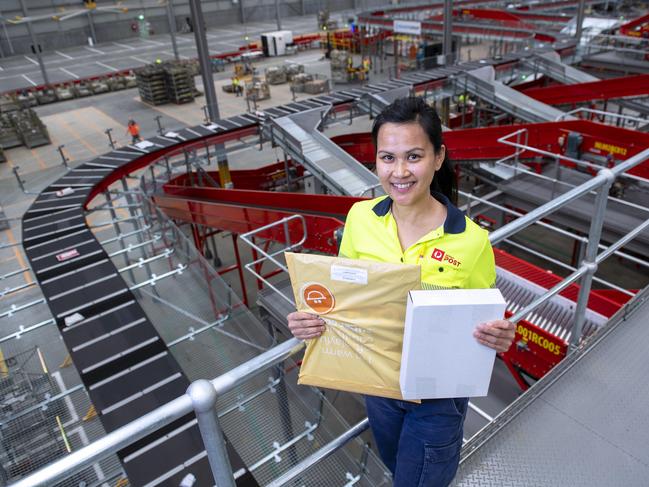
[285,252,421,399]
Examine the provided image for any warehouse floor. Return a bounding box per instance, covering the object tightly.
[0,13,334,91]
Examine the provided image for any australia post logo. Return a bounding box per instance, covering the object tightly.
[301,282,335,314]
[431,248,461,267]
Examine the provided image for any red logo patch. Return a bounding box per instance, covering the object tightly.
[431,248,462,267]
[431,248,445,261]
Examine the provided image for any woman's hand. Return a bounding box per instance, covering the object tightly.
[473,320,516,353]
[287,311,326,340]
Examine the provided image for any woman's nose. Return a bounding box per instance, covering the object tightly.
[394,159,410,177]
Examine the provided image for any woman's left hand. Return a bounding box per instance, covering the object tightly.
[473,320,516,353]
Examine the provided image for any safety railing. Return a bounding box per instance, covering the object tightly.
[7,337,305,487]
[461,189,646,297]
[556,107,649,129]
[496,127,649,185]
[239,214,307,308]
[489,145,649,345]
[10,125,649,487]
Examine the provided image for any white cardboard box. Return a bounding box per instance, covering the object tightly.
[400,289,507,400]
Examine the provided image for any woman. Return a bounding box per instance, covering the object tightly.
[287,97,515,486]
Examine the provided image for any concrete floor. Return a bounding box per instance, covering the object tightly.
[0,13,333,92]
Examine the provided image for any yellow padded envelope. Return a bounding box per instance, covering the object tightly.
[285,252,421,399]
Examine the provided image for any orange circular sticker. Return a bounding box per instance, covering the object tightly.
[301,282,335,314]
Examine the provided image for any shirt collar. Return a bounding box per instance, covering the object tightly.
[371,192,466,234]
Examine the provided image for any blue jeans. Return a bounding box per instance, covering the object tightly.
[365,396,468,487]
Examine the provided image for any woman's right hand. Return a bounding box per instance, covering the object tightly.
[287,311,326,340]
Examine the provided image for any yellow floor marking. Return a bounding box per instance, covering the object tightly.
[37,347,49,374]
[30,148,47,170]
[3,149,14,169]
[56,415,72,453]
[0,348,8,377]
[72,107,128,147]
[83,405,97,422]
[57,117,100,156]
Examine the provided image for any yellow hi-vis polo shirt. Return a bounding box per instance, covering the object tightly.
[339,192,496,290]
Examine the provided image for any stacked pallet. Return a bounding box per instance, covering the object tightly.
[135,61,197,105]
[0,113,22,149]
[0,109,50,150]
[135,65,168,105]
[16,109,51,148]
[165,64,195,104]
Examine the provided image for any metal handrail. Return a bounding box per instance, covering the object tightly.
[497,127,648,184]
[11,136,647,487]
[265,418,370,487]
[358,182,384,198]
[490,147,649,344]
[460,189,649,271]
[8,338,304,487]
[239,214,307,306]
[490,147,649,245]
[556,107,648,125]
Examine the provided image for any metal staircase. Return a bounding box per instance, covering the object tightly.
[265,107,383,197]
[522,51,598,85]
[458,66,571,123]
[357,85,412,118]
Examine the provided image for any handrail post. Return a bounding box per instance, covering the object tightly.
[571,168,615,349]
[187,380,236,487]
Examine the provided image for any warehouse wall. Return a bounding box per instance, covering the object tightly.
[0,0,408,56]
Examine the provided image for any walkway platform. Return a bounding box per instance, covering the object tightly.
[454,287,649,486]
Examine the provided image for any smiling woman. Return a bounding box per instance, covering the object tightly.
[287,97,515,487]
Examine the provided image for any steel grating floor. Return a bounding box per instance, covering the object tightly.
[453,287,649,486]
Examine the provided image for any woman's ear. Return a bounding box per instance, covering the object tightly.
[434,145,446,171]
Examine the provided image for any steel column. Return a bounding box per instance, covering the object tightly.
[87,11,97,45]
[0,7,15,55]
[18,0,49,85]
[570,168,615,348]
[575,0,586,45]
[442,0,453,65]
[239,0,245,24]
[275,0,282,31]
[187,380,236,487]
[166,0,180,61]
[188,0,220,122]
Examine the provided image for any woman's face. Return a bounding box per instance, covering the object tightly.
[375,122,445,208]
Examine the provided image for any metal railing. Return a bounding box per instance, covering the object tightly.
[8,338,305,487]
[497,127,649,185]
[489,146,649,344]
[10,128,649,487]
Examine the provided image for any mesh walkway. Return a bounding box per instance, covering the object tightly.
[453,287,649,486]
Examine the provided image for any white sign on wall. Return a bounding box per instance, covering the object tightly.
[393,20,422,36]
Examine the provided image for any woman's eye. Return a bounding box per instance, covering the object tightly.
[408,154,421,161]
[381,155,394,162]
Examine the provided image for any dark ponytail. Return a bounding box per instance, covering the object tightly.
[371,96,457,205]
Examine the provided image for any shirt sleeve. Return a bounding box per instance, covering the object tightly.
[338,205,359,259]
[466,234,496,289]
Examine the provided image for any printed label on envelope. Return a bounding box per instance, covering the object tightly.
[331,265,368,285]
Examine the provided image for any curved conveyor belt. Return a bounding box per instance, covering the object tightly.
[21,43,581,485]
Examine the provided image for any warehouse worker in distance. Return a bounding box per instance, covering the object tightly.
[287,97,515,486]
[232,76,242,97]
[126,119,142,144]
